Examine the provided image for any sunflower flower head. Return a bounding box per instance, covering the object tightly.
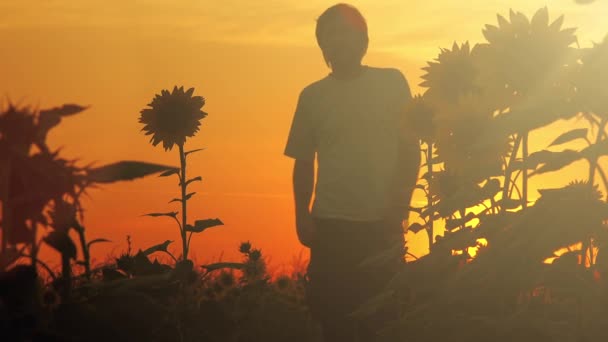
[421,41,478,102]
[139,86,207,151]
[577,36,608,117]
[474,7,578,99]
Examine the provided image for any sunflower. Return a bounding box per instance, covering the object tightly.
[474,8,578,100]
[139,86,207,151]
[577,36,608,117]
[433,93,510,182]
[403,94,435,144]
[420,41,479,103]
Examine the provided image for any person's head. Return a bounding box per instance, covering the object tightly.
[315,3,368,70]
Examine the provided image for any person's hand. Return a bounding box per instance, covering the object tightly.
[296,210,316,248]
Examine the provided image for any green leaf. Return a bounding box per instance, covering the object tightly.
[549,128,588,147]
[44,231,77,259]
[202,262,245,272]
[185,218,224,233]
[86,161,175,184]
[159,168,180,177]
[40,104,88,117]
[87,238,111,249]
[142,212,178,218]
[185,148,206,157]
[142,240,172,256]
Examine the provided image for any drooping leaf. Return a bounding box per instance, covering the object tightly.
[86,161,175,183]
[531,150,582,175]
[185,148,205,157]
[142,212,178,218]
[142,240,173,256]
[526,149,581,172]
[44,231,77,259]
[39,104,88,117]
[158,168,180,177]
[185,218,224,233]
[548,128,588,147]
[168,198,182,204]
[201,262,245,272]
[582,139,608,160]
[87,238,111,249]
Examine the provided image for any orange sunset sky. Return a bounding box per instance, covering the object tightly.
[1,0,607,272]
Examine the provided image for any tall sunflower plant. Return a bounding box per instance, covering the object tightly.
[139,86,224,263]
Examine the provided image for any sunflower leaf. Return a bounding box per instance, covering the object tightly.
[549,128,588,147]
[185,148,206,157]
[202,262,245,272]
[87,238,111,249]
[169,198,182,204]
[86,161,175,184]
[183,176,202,187]
[40,104,88,117]
[43,231,77,259]
[407,222,427,234]
[185,218,224,233]
[159,168,180,177]
[142,212,178,218]
[142,240,172,256]
[185,192,196,201]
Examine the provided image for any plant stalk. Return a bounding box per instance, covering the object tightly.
[178,143,188,261]
[522,133,529,209]
[426,143,434,252]
[502,135,523,211]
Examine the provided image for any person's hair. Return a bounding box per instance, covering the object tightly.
[315,4,368,65]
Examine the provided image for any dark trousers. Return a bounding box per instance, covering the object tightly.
[305,217,405,342]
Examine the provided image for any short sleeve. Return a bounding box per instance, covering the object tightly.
[284,89,316,162]
[394,69,413,106]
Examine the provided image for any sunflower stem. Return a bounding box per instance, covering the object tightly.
[502,135,522,212]
[588,118,606,190]
[178,143,188,261]
[522,132,529,209]
[426,143,434,252]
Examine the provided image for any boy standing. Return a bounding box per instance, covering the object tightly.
[284,3,420,341]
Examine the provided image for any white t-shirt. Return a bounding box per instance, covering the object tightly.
[284,65,412,221]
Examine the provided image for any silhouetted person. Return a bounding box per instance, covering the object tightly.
[284,3,420,341]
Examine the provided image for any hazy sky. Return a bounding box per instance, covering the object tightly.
[1,0,606,270]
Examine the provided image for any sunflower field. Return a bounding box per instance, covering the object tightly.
[2,6,608,342]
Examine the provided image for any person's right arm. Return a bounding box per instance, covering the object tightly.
[284,89,317,247]
[293,159,315,247]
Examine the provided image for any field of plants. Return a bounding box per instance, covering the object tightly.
[2,7,608,342]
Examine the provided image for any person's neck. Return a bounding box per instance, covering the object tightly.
[330,63,365,81]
